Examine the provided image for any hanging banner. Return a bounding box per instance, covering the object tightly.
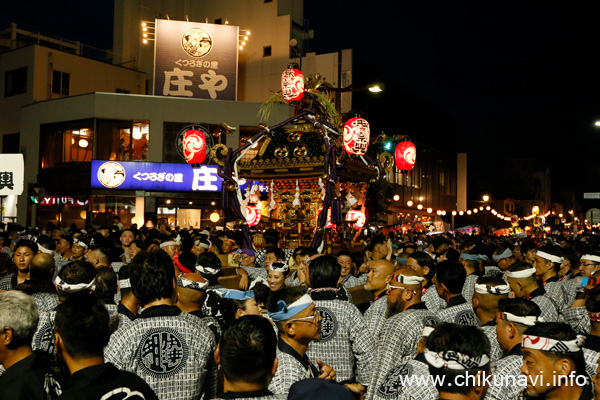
[153,19,238,100]
[0,154,24,195]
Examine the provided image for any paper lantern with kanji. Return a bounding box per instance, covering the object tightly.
[317,207,334,228]
[183,128,207,165]
[245,205,262,227]
[343,117,370,156]
[346,209,366,229]
[395,141,416,171]
[281,66,304,102]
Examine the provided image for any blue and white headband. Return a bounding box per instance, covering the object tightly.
[177,276,209,291]
[216,289,255,301]
[269,262,289,273]
[267,293,313,322]
[460,253,480,262]
[492,248,513,261]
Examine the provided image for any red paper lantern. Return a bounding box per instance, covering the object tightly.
[343,117,370,156]
[317,207,334,228]
[394,141,416,171]
[281,65,304,102]
[346,209,366,229]
[183,129,207,165]
[245,205,262,227]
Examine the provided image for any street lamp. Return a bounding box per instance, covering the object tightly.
[482,195,490,234]
[329,83,384,112]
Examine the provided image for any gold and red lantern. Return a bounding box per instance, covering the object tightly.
[346,209,366,229]
[394,140,416,171]
[183,128,207,165]
[281,63,304,102]
[245,205,262,227]
[343,117,370,156]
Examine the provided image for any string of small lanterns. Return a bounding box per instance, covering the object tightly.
[394,202,552,223]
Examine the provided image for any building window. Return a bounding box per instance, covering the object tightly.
[2,133,19,153]
[96,119,149,162]
[40,120,94,169]
[4,67,27,97]
[263,46,272,57]
[52,71,70,96]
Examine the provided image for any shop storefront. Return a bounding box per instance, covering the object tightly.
[89,160,260,230]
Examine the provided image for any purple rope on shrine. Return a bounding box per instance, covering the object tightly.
[218,110,313,249]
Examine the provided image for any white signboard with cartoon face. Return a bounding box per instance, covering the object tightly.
[153,19,238,100]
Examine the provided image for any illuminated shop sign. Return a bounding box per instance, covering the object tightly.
[40,197,89,206]
[153,19,238,100]
[91,161,222,192]
[91,161,266,195]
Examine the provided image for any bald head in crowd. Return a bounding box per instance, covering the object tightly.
[29,253,55,283]
[365,260,397,297]
[87,247,111,269]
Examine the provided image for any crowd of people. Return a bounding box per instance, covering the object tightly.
[1,220,600,399]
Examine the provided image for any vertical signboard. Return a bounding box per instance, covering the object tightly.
[153,19,238,101]
[0,154,24,195]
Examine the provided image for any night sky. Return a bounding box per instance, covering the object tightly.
[4,2,600,197]
[304,3,600,197]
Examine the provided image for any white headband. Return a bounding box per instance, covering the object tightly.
[38,244,54,255]
[249,277,269,290]
[497,311,539,327]
[160,235,181,249]
[422,326,435,337]
[73,238,88,250]
[424,349,490,370]
[536,250,563,264]
[492,248,513,261]
[118,278,131,289]
[581,254,600,263]
[195,238,211,249]
[395,274,425,285]
[195,264,220,275]
[269,262,289,273]
[474,283,511,295]
[506,267,537,279]
[522,334,585,353]
[54,276,96,293]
